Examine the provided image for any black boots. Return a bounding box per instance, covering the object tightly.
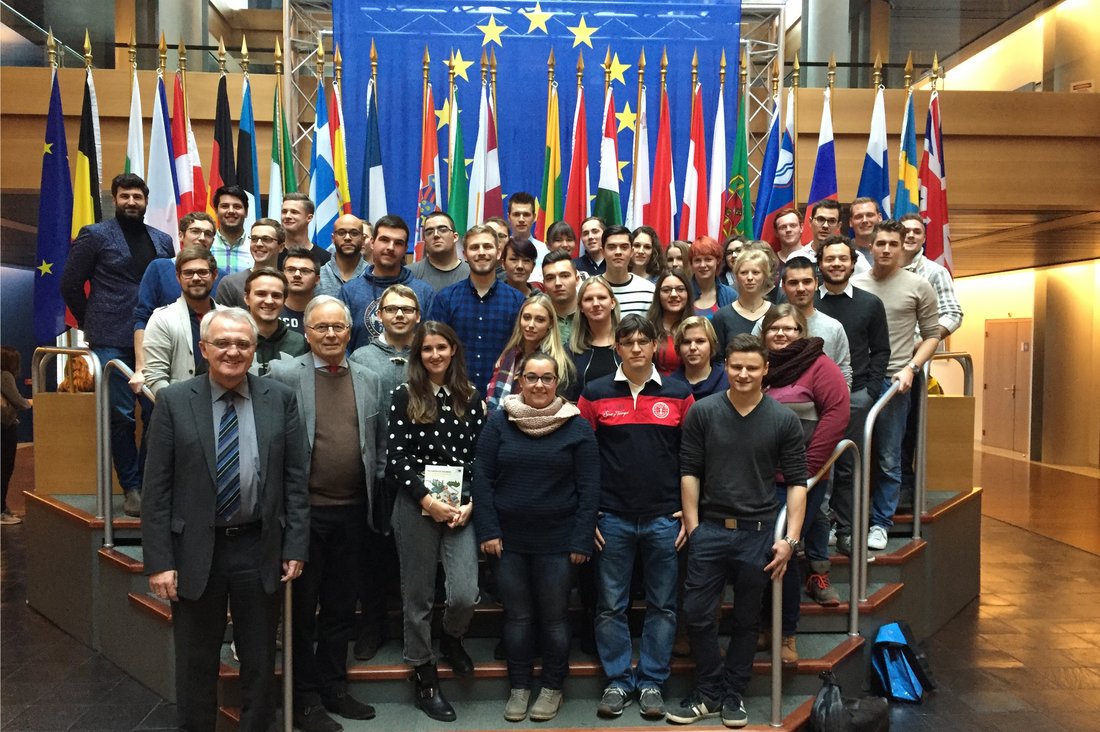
[413,663,456,722]
[439,632,474,676]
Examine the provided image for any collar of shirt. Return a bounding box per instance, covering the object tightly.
[311,353,348,370]
[904,252,925,272]
[210,376,251,404]
[215,231,246,249]
[434,384,452,397]
[465,276,501,298]
[818,282,854,298]
[614,364,661,387]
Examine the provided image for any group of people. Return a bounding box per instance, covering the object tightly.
[56,172,961,730]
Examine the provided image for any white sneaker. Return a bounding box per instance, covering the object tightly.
[0,511,22,525]
[867,525,888,550]
[828,526,837,547]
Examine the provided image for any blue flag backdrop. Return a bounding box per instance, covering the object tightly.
[34,71,73,345]
[334,0,741,233]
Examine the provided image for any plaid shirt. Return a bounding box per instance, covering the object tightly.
[905,253,963,335]
[211,231,253,276]
[428,277,525,394]
[485,347,523,410]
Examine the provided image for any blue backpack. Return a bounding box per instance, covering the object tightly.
[870,621,937,703]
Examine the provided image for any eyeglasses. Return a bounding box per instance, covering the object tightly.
[307,323,348,334]
[249,235,278,245]
[180,268,212,279]
[284,266,316,276]
[380,305,418,316]
[204,339,255,351]
[422,225,453,237]
[618,338,654,349]
[185,227,214,239]
[521,373,557,385]
[659,286,687,295]
[812,216,840,227]
[726,249,742,258]
[765,326,802,335]
[333,229,363,239]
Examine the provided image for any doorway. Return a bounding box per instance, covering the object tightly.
[982,318,1032,454]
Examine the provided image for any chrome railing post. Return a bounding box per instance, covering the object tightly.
[99,359,156,549]
[860,381,901,601]
[770,506,788,728]
[283,581,294,732]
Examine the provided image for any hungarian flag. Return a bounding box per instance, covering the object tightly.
[446,85,468,236]
[125,68,144,177]
[206,74,235,216]
[894,90,920,218]
[267,78,297,219]
[856,85,891,218]
[706,84,726,239]
[308,79,340,247]
[800,87,838,244]
[563,85,590,245]
[146,72,180,249]
[646,87,675,244]
[536,81,563,240]
[171,73,204,219]
[722,90,753,239]
[330,79,353,214]
[467,80,501,231]
[35,70,74,344]
[72,67,102,237]
[679,83,708,241]
[625,88,650,230]
[237,76,261,231]
[415,81,441,256]
[360,77,387,224]
[593,88,623,238]
[919,90,952,273]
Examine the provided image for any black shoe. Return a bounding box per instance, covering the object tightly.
[323,692,376,721]
[123,491,142,518]
[493,639,506,660]
[354,630,384,661]
[439,632,474,676]
[294,705,343,732]
[414,663,456,722]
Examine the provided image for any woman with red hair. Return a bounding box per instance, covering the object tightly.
[688,236,736,319]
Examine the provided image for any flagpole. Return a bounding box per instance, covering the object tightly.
[903,51,913,91]
[370,38,378,85]
[490,48,498,122]
[872,52,882,90]
[576,50,584,92]
[691,48,698,90]
[47,27,57,69]
[422,45,431,136]
[660,47,667,92]
[178,40,189,115]
[630,48,645,222]
[446,49,456,208]
[603,47,611,96]
[128,28,136,77]
[930,53,940,91]
[791,55,799,210]
[480,48,488,86]
[158,32,166,75]
[218,36,227,75]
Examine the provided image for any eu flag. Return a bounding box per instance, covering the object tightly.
[35,71,74,345]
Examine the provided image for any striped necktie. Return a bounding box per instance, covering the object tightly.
[215,392,241,522]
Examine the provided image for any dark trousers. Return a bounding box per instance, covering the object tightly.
[173,531,280,732]
[1,424,17,512]
[763,482,827,636]
[497,550,575,690]
[91,346,151,493]
[292,504,368,708]
[682,521,772,704]
[900,371,927,501]
[358,526,398,642]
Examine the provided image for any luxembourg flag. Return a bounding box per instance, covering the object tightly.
[308,81,340,247]
[146,72,179,250]
[800,87,838,244]
[856,85,891,218]
[679,83,708,241]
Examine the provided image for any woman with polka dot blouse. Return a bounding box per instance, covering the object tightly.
[385,321,486,723]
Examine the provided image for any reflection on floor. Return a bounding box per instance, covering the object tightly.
[3,447,1100,730]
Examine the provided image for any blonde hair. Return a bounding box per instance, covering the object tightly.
[674,316,719,357]
[732,248,776,285]
[497,293,575,388]
[569,276,621,354]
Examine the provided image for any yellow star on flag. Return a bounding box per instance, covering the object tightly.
[608,53,630,85]
[44,142,53,155]
[477,14,508,46]
[435,99,451,130]
[37,260,53,276]
[567,17,599,48]
[615,102,637,132]
[450,49,474,82]
[618,160,629,181]
[521,2,553,34]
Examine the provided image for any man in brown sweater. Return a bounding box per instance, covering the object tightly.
[268,295,387,732]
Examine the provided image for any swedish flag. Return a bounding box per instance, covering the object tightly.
[34,70,74,345]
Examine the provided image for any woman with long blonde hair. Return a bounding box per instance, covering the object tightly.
[486,293,575,409]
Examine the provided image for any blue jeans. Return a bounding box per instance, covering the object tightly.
[595,512,680,692]
[829,386,874,535]
[871,377,911,529]
[682,521,772,704]
[92,346,152,493]
[496,551,574,690]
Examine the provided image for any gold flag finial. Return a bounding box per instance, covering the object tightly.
[274,38,282,76]
[771,61,779,96]
[792,54,800,89]
[740,45,748,88]
[240,35,249,76]
[370,38,378,81]
[603,46,611,89]
[931,52,940,90]
[178,39,188,73]
[872,52,882,88]
[903,51,913,90]
[548,47,556,74]
[128,27,136,70]
[660,46,668,90]
[490,47,498,87]
[690,48,698,88]
[217,36,227,74]
[83,29,92,69]
[47,28,57,69]
[638,47,646,72]
[158,32,167,73]
[719,48,727,87]
[576,50,584,89]
[827,52,836,91]
[315,33,325,79]
[334,44,342,84]
[481,47,488,84]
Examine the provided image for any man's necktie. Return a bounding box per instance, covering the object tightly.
[215,392,241,522]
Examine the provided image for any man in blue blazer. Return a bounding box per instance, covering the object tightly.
[60,173,175,516]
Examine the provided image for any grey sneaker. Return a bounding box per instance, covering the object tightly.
[529,688,562,722]
[123,490,141,517]
[836,533,853,555]
[596,686,631,718]
[503,688,530,722]
[666,693,721,724]
[638,687,666,719]
[721,694,748,728]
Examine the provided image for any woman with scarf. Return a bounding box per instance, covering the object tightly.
[759,304,849,664]
[486,293,574,409]
[474,352,600,723]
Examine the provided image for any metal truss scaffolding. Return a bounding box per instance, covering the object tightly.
[739,1,785,193]
[283,0,333,192]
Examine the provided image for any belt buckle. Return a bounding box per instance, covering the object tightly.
[724,518,739,530]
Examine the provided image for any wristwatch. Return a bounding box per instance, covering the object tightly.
[782,536,802,553]
[908,361,921,374]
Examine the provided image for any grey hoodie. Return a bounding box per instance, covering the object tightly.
[350,337,411,410]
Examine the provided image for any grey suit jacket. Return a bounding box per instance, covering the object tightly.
[142,298,216,394]
[141,373,310,600]
[268,354,389,531]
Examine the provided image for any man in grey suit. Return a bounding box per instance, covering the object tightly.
[269,296,387,732]
[60,172,175,516]
[142,308,310,732]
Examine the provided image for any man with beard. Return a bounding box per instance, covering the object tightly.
[210,185,253,275]
[244,269,309,375]
[142,247,220,394]
[61,173,174,517]
[317,214,370,298]
[408,212,470,292]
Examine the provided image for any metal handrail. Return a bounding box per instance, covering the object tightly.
[931,352,975,397]
[859,380,902,600]
[100,359,156,548]
[283,582,293,732]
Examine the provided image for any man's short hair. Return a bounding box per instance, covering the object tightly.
[818,235,856,260]
[871,219,905,240]
[252,217,286,243]
[898,212,925,230]
[674,315,719,353]
[111,173,149,197]
[213,185,249,213]
[507,192,536,213]
[282,247,316,264]
[810,199,841,218]
[601,224,632,248]
[724,333,767,361]
[615,313,658,342]
[304,294,352,327]
[282,191,315,215]
[423,210,455,230]
[464,223,499,246]
[175,246,218,274]
[849,196,880,214]
[178,211,215,234]
[581,215,605,230]
[373,214,410,242]
[245,267,288,295]
[485,215,509,230]
[541,249,576,270]
[772,207,801,228]
[783,256,817,280]
[200,307,258,343]
[380,284,420,309]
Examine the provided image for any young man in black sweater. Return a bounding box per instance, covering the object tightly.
[670,334,808,728]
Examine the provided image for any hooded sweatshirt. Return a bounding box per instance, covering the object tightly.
[349,337,411,410]
[338,266,435,351]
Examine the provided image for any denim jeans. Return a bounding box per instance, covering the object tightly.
[766,482,827,635]
[682,521,772,705]
[496,550,574,690]
[92,346,152,493]
[830,386,874,535]
[870,377,911,529]
[595,512,680,692]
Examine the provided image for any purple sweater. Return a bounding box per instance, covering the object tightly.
[765,355,850,478]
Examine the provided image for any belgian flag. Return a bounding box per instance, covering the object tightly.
[206,74,236,216]
[71,67,102,238]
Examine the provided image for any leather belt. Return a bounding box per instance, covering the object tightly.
[214,521,262,537]
[706,518,769,531]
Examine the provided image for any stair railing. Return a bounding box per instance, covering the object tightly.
[858,380,902,601]
[99,359,156,549]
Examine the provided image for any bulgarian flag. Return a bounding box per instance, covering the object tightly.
[124,68,144,177]
[562,85,590,246]
[593,88,623,237]
[536,81,563,240]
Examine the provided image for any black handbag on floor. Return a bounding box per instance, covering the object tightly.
[811,671,890,732]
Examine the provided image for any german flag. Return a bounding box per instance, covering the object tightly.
[206,74,236,216]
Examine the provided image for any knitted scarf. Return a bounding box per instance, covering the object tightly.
[502,394,580,437]
[765,337,825,389]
